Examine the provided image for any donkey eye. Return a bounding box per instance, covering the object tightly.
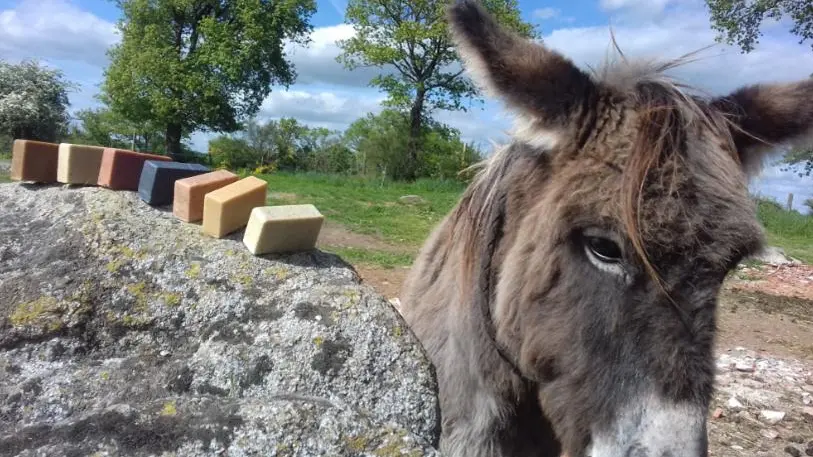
[585,236,623,263]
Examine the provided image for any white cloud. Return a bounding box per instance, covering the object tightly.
[0,0,118,67]
[284,23,396,88]
[541,12,813,97]
[533,8,560,20]
[749,159,813,214]
[258,89,386,129]
[599,0,675,19]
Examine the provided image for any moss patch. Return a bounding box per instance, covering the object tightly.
[265,266,291,281]
[126,282,149,311]
[344,435,369,452]
[161,292,181,307]
[185,262,201,279]
[106,259,123,273]
[160,400,177,416]
[10,296,65,332]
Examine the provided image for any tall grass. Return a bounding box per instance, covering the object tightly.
[755,197,813,263]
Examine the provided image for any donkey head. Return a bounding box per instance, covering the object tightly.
[446,1,813,456]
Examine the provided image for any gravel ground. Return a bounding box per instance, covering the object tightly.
[710,347,813,456]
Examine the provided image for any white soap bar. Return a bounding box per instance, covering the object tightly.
[242,204,325,255]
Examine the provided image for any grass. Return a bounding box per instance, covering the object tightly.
[326,247,416,269]
[256,171,466,247]
[756,198,813,264]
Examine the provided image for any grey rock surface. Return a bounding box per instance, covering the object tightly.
[0,182,439,456]
[747,245,802,266]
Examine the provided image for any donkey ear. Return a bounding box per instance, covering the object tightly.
[446,0,597,133]
[710,79,813,176]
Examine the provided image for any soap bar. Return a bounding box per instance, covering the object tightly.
[173,169,240,222]
[202,176,268,238]
[243,204,325,255]
[137,160,210,206]
[97,148,172,190]
[10,139,60,183]
[56,143,106,185]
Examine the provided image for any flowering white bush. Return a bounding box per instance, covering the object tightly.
[0,60,74,142]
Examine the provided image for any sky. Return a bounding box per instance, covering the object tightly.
[0,0,811,212]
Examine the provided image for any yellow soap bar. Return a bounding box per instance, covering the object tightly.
[242,204,325,255]
[202,176,267,238]
[57,143,106,184]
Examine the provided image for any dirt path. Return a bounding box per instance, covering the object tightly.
[316,220,410,254]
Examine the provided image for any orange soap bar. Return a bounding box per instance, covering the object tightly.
[97,148,171,190]
[10,139,60,183]
[202,176,267,238]
[173,169,240,222]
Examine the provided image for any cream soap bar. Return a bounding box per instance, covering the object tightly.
[57,143,106,184]
[242,204,325,255]
[202,176,267,238]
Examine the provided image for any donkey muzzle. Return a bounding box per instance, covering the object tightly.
[585,392,709,457]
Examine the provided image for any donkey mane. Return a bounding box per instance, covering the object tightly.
[454,50,746,291]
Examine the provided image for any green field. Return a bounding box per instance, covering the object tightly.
[259,172,466,245]
[756,198,813,264]
[256,171,466,267]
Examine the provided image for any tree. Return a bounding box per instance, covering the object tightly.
[0,59,75,142]
[337,0,536,180]
[102,0,316,161]
[804,198,813,214]
[705,1,813,53]
[67,106,166,153]
[780,143,813,177]
[706,1,813,175]
[344,109,412,178]
[208,135,260,169]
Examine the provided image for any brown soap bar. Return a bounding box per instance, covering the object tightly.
[242,204,325,255]
[173,169,240,222]
[10,139,60,183]
[57,143,106,185]
[97,148,171,190]
[202,176,267,238]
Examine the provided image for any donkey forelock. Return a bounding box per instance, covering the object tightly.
[401,1,813,456]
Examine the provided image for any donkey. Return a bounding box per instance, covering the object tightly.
[400,1,813,456]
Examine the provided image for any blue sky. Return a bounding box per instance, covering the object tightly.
[0,0,812,212]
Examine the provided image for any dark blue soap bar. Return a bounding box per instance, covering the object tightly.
[138,160,210,206]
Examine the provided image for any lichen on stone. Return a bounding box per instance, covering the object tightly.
[0,184,440,456]
[10,296,65,332]
[185,262,201,279]
[161,292,181,307]
[160,400,178,416]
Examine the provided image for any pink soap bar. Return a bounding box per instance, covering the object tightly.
[97,148,172,190]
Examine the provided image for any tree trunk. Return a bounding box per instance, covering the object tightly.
[405,86,426,181]
[165,123,183,161]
